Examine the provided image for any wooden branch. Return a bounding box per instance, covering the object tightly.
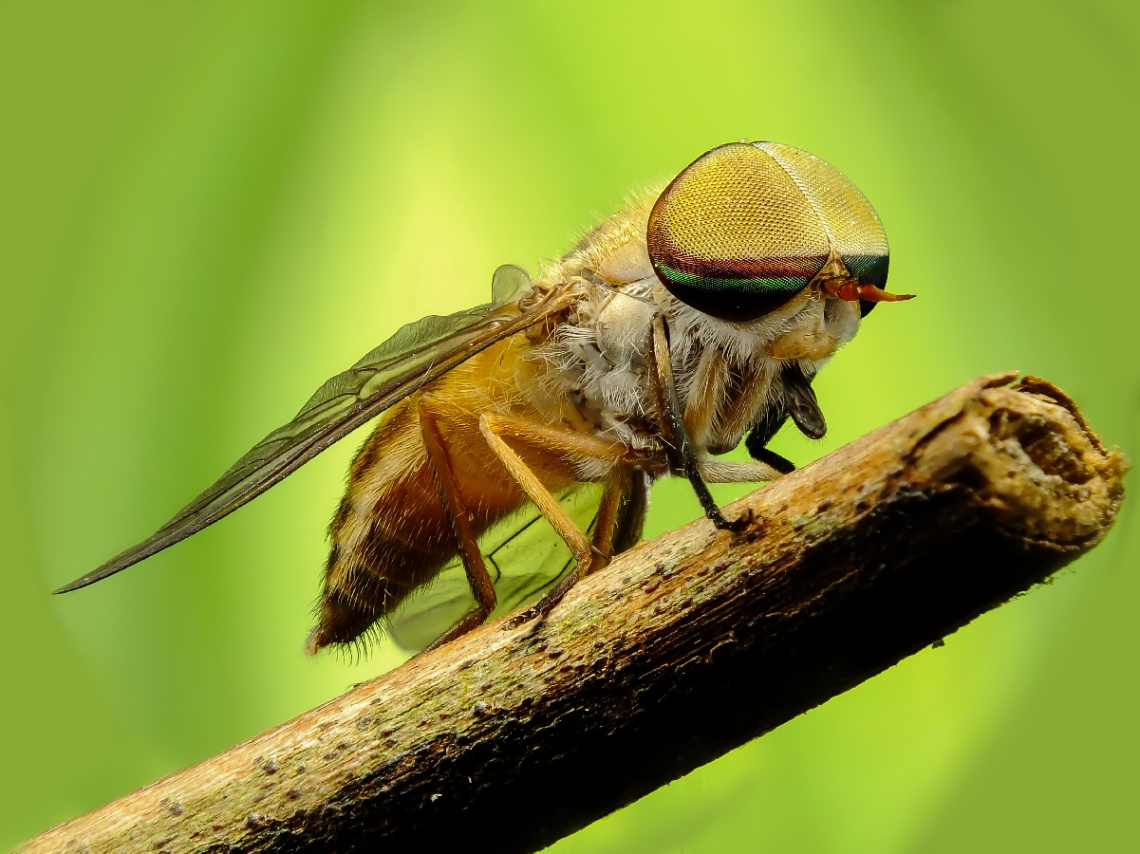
[20,374,1126,854]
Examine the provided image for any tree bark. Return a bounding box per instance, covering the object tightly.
[19,373,1127,854]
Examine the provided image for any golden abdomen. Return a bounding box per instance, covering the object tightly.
[306,336,576,652]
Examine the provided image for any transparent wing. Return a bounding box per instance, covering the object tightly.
[58,270,569,593]
[386,484,608,652]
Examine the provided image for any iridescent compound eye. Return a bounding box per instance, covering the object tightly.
[646,141,891,321]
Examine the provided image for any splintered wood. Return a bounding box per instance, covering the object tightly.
[21,374,1126,854]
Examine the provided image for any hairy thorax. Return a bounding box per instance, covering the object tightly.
[520,198,862,459]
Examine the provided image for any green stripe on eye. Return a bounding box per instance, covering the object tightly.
[844,254,890,285]
[653,263,811,320]
[658,266,812,296]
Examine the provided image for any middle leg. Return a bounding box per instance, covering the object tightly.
[477,411,645,623]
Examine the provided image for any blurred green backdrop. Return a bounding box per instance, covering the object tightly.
[2,0,1137,851]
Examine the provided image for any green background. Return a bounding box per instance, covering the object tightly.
[2,1,1137,850]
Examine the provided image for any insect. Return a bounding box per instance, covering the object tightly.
[56,141,912,654]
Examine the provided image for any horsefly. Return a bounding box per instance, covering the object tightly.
[56,142,912,654]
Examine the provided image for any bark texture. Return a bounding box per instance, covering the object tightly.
[20,374,1127,854]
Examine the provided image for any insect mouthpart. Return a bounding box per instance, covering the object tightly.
[822,277,915,306]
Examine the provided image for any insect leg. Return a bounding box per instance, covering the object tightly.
[477,412,637,622]
[684,347,726,449]
[699,459,790,483]
[743,406,796,475]
[648,314,747,532]
[611,468,651,555]
[739,362,827,473]
[586,468,649,575]
[418,402,498,652]
[469,412,650,571]
[745,447,796,476]
[745,403,789,452]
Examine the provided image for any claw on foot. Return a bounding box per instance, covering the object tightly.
[505,600,549,630]
[712,508,753,533]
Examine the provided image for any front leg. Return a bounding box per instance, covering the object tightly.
[648,314,748,532]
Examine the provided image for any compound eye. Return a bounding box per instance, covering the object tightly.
[647,142,890,322]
